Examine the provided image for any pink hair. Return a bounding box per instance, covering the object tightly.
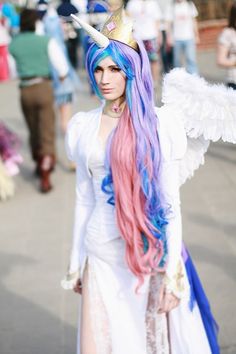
[110,107,164,289]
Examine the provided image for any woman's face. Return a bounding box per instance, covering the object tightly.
[94,57,126,101]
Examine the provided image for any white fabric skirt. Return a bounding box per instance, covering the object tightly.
[77,244,211,354]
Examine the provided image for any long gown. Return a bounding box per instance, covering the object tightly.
[61,68,234,354]
[80,135,212,354]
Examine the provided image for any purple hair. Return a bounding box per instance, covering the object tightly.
[86,40,168,287]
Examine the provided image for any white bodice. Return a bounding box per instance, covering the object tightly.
[85,137,126,265]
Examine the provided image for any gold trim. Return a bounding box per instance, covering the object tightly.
[163,261,185,296]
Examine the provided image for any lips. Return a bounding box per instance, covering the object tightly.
[101,88,113,93]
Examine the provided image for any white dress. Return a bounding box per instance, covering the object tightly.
[62,68,236,353]
[80,135,210,354]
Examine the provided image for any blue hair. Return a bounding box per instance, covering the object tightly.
[86,40,169,278]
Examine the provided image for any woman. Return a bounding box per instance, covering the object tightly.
[217,1,236,90]
[61,8,233,354]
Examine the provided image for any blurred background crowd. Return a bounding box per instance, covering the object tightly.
[0,0,236,198]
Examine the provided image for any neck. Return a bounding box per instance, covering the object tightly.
[103,97,126,119]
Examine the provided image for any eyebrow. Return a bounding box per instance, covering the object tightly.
[95,65,120,69]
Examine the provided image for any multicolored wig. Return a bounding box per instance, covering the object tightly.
[86,40,168,287]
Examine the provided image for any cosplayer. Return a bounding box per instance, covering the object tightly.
[61,8,235,354]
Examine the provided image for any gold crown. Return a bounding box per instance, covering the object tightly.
[71,8,138,51]
[101,8,138,51]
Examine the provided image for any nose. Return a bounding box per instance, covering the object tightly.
[100,69,110,85]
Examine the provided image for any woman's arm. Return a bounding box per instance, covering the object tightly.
[156,105,188,311]
[66,167,94,287]
[158,158,183,313]
[161,160,182,279]
[61,113,95,291]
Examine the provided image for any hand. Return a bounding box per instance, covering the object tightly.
[59,75,67,82]
[73,278,82,294]
[157,283,180,314]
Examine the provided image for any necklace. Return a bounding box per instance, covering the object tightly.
[103,101,126,119]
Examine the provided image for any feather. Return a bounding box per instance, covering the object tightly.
[162,68,236,144]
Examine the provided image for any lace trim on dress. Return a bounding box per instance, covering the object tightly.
[146,274,170,354]
[88,260,112,354]
[87,261,171,354]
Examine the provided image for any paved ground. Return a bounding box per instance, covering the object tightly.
[0,50,236,354]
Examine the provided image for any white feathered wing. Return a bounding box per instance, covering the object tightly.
[161,68,236,186]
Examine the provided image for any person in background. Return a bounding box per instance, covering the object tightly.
[9,9,69,193]
[0,1,11,81]
[166,0,199,74]
[85,0,109,95]
[57,0,79,69]
[71,0,88,68]
[217,1,236,90]
[37,0,80,140]
[126,0,162,88]
[158,0,174,73]
[1,0,19,36]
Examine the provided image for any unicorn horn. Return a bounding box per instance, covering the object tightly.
[71,14,110,48]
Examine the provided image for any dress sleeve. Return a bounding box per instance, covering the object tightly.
[157,106,188,298]
[160,159,186,298]
[61,113,95,290]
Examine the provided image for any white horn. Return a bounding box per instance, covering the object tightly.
[71,14,110,48]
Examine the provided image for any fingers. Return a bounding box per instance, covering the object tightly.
[158,292,180,314]
[73,279,82,294]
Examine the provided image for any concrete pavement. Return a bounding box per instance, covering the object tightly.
[0,50,236,354]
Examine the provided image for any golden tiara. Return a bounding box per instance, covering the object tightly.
[101,8,138,51]
[71,7,138,51]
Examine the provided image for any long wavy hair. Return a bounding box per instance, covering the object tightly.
[86,40,168,288]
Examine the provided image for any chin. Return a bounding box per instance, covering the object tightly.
[102,93,120,100]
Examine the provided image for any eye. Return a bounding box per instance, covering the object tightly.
[111,67,121,72]
[94,67,102,73]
